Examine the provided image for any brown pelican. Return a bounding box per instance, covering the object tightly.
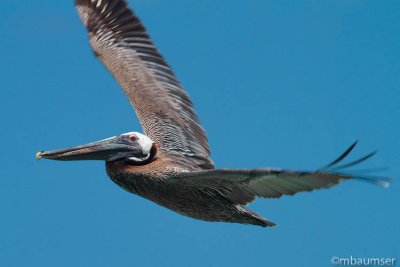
[37,0,390,227]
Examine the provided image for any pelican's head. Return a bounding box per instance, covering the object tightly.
[36,132,154,163]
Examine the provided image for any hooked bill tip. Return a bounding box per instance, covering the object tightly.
[36,151,43,160]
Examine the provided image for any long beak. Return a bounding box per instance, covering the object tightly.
[36,136,145,161]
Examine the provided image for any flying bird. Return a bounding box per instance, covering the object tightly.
[37,0,390,227]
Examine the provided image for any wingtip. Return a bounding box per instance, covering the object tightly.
[75,0,88,5]
[74,0,85,7]
[352,175,392,188]
[375,177,392,188]
[380,181,390,188]
[348,140,359,152]
[321,141,360,170]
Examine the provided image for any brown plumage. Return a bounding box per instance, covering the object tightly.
[76,0,213,170]
[37,0,390,227]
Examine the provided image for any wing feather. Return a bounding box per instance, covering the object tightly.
[75,0,213,169]
[179,168,389,205]
[177,144,390,205]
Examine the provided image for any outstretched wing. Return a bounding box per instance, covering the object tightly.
[75,0,213,169]
[177,143,391,205]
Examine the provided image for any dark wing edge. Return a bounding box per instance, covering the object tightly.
[177,143,391,205]
[75,0,213,169]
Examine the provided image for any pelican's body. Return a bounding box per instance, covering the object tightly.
[107,160,268,226]
[38,0,390,227]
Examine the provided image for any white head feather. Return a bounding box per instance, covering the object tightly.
[133,132,153,155]
[122,132,153,161]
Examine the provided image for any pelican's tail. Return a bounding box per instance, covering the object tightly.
[240,207,277,227]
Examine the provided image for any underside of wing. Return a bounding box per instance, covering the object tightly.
[75,0,213,169]
[178,142,391,205]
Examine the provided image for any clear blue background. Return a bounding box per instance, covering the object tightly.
[1,1,399,266]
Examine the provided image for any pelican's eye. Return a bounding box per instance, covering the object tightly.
[129,135,138,142]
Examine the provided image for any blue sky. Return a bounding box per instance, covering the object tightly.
[1,0,399,266]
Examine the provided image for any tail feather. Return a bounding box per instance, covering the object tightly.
[241,207,276,227]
